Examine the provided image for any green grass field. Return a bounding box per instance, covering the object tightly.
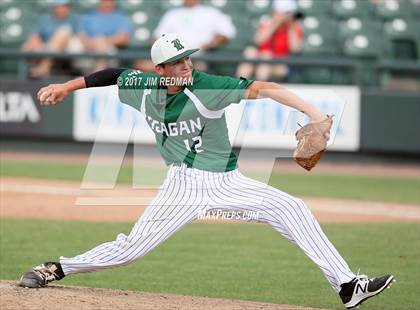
[1,159,419,309]
[1,160,419,205]
[1,220,419,310]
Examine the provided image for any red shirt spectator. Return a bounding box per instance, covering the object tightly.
[258,17,304,57]
[236,0,303,81]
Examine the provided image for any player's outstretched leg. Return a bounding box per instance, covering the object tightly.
[19,165,206,287]
[205,170,394,308]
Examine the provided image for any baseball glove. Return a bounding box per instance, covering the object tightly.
[293,115,333,171]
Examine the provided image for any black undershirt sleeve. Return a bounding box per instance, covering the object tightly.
[84,68,127,88]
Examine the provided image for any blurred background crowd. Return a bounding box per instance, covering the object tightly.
[0,0,419,91]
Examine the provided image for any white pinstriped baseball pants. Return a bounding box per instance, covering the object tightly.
[60,163,355,292]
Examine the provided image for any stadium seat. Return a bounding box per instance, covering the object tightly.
[206,12,252,76]
[290,49,352,84]
[344,44,378,85]
[222,21,251,52]
[159,0,183,11]
[302,16,338,39]
[384,18,419,60]
[205,0,246,14]
[119,0,160,13]
[302,67,354,85]
[302,32,338,56]
[330,68,354,84]
[298,66,354,85]
[124,2,160,48]
[0,22,30,46]
[301,67,334,84]
[384,18,419,41]
[222,36,250,52]
[301,16,338,56]
[296,0,332,17]
[212,16,251,76]
[35,0,56,11]
[332,0,374,18]
[118,0,142,10]
[0,0,17,9]
[0,57,19,76]
[131,24,157,48]
[245,0,272,18]
[74,0,99,12]
[300,31,339,84]
[0,6,23,24]
[343,33,383,59]
[338,18,382,44]
[0,5,37,28]
[130,10,159,27]
[374,0,414,19]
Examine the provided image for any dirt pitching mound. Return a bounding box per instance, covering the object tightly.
[0,281,326,310]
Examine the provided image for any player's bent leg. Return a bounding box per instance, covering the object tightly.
[207,169,355,292]
[59,204,198,276]
[60,175,204,275]
[19,165,207,287]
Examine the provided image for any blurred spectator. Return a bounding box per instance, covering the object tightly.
[236,0,303,81]
[21,0,78,78]
[135,0,236,71]
[155,0,235,52]
[76,0,131,72]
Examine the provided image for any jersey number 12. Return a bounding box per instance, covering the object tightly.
[184,136,203,153]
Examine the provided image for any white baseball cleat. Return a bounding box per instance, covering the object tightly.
[339,274,395,309]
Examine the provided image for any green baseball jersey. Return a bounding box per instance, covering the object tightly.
[118,69,254,172]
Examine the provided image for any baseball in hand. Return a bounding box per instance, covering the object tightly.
[38,89,51,105]
[37,84,66,106]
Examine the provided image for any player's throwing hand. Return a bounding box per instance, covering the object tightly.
[37,83,69,106]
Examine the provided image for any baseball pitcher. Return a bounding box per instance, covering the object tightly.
[19,34,394,309]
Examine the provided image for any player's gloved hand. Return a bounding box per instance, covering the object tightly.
[293,115,333,171]
[37,83,69,106]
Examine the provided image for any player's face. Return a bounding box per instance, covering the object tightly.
[156,57,193,79]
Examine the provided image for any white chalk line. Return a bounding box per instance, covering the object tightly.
[0,183,155,196]
[1,183,419,220]
[309,203,419,220]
